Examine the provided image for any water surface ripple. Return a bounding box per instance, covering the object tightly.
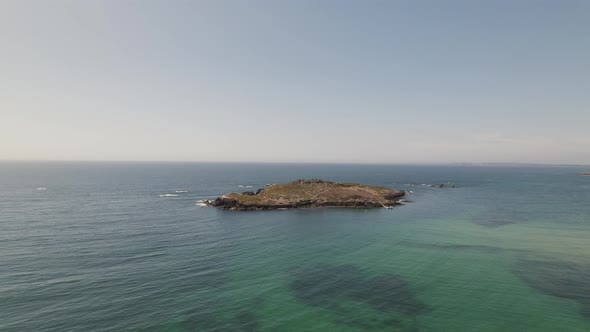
[1,162,590,331]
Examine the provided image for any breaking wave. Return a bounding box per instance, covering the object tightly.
[195,200,209,207]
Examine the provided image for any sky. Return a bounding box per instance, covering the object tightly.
[1,0,589,164]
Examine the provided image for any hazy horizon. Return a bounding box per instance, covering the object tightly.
[2,1,589,164]
[2,159,589,168]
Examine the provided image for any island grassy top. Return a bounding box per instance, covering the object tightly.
[207,179,406,210]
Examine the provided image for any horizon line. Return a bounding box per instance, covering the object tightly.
[1,159,589,167]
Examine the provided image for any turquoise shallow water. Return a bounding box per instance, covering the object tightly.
[1,162,590,331]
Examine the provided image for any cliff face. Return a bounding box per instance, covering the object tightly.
[206,179,406,210]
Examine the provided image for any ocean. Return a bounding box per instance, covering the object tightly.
[1,162,590,331]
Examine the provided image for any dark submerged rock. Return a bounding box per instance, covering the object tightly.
[513,258,590,319]
[234,310,259,332]
[471,210,524,228]
[290,264,429,316]
[181,300,261,331]
[400,240,506,253]
[473,219,517,228]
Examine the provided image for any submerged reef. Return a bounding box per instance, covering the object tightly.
[513,258,590,319]
[290,264,429,315]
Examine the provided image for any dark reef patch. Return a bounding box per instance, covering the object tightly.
[400,240,505,253]
[351,274,429,315]
[181,305,226,332]
[178,301,260,332]
[513,258,590,319]
[234,310,259,332]
[473,219,517,228]
[290,264,429,321]
[471,210,529,228]
[335,316,405,330]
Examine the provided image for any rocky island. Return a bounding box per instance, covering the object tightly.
[205,179,406,210]
[578,172,590,176]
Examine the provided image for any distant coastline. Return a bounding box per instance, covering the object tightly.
[1,160,590,167]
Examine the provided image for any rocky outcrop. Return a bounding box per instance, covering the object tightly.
[205,179,406,211]
[427,183,456,188]
[578,172,590,176]
[206,199,397,210]
[404,183,456,188]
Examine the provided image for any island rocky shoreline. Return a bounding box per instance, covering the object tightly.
[205,179,406,211]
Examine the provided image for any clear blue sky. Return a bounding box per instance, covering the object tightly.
[1,0,589,164]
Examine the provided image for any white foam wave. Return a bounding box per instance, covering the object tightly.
[35,187,47,190]
[159,194,179,197]
[195,200,210,207]
[175,190,189,193]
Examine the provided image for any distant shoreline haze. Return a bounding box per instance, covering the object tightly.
[0,160,589,167]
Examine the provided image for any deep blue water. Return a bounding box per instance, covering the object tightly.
[1,162,590,331]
